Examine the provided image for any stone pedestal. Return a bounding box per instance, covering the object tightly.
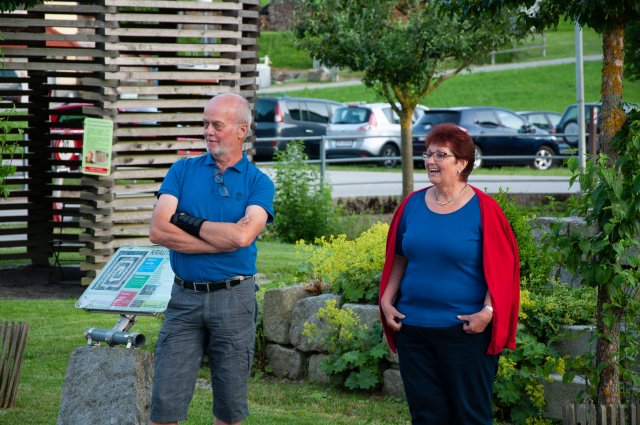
[58,346,153,425]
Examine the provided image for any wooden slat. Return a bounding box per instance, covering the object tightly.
[105,27,239,38]
[105,71,239,81]
[30,3,105,13]
[0,18,104,29]
[104,56,236,66]
[110,85,230,96]
[105,0,241,11]
[112,139,202,152]
[104,13,241,25]
[0,32,106,43]
[0,322,30,409]
[2,62,115,72]
[104,42,240,53]
[2,47,114,58]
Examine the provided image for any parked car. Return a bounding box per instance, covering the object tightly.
[51,103,91,163]
[325,103,404,167]
[411,107,561,170]
[555,102,601,147]
[51,103,161,164]
[254,96,345,160]
[516,110,562,133]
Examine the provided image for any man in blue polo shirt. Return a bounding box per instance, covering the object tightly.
[148,93,275,425]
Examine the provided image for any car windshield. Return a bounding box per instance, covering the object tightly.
[331,107,370,124]
[255,99,275,123]
[417,111,460,126]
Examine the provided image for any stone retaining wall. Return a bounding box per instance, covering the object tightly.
[261,285,598,414]
[262,285,403,395]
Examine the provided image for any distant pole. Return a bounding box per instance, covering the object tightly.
[575,22,586,171]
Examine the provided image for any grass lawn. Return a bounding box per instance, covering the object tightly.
[272,61,640,113]
[0,288,410,424]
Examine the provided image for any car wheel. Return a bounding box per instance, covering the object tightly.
[563,120,579,146]
[473,144,483,169]
[379,143,400,168]
[532,145,555,170]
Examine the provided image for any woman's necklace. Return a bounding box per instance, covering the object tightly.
[434,184,468,207]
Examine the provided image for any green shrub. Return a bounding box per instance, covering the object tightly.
[519,283,596,343]
[272,141,338,243]
[303,299,388,390]
[258,31,313,69]
[494,190,555,291]
[494,332,566,425]
[296,222,388,304]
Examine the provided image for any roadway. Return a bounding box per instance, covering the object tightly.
[257,168,580,198]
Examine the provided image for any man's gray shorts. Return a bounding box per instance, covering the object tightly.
[150,277,257,424]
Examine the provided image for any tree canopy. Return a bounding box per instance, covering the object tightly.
[294,0,529,196]
[0,0,42,12]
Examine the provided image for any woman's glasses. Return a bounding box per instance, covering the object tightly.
[214,169,230,197]
[422,151,456,162]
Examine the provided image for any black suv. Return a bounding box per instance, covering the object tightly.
[555,102,601,147]
[411,107,560,170]
[254,97,345,160]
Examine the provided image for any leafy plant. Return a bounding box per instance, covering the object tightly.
[296,222,388,304]
[0,105,23,198]
[303,300,388,390]
[494,331,566,425]
[519,283,596,343]
[494,190,555,292]
[272,140,338,243]
[550,107,640,408]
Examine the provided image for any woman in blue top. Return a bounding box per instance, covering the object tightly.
[379,123,518,425]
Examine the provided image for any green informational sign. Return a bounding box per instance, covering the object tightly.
[81,117,113,176]
[76,246,174,315]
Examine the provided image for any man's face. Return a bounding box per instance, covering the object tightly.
[202,98,247,158]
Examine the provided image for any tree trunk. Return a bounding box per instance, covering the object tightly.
[400,107,415,197]
[599,22,625,164]
[595,284,622,424]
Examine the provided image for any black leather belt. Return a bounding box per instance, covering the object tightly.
[174,275,253,292]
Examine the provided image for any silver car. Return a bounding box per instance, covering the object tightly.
[326,103,403,167]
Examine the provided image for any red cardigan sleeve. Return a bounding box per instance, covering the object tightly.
[378,186,520,355]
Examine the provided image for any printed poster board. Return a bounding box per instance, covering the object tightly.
[76,246,174,315]
[81,117,113,176]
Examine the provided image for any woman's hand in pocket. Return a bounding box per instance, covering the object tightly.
[457,308,493,334]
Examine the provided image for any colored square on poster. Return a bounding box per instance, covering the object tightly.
[125,274,149,289]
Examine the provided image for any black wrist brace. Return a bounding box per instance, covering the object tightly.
[170,213,205,238]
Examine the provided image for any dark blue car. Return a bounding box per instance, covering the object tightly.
[411,106,561,170]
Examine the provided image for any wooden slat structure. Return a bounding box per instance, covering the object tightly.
[0,322,30,409]
[0,0,259,283]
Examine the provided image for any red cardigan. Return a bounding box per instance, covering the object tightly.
[378,185,520,355]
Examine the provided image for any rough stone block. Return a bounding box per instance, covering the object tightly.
[382,367,405,398]
[553,325,595,357]
[385,346,399,364]
[263,285,314,345]
[342,303,379,331]
[307,353,331,384]
[58,346,153,425]
[289,294,341,352]
[266,344,307,379]
[541,373,586,420]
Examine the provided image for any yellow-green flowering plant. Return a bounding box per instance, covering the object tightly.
[304,300,388,390]
[296,222,389,304]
